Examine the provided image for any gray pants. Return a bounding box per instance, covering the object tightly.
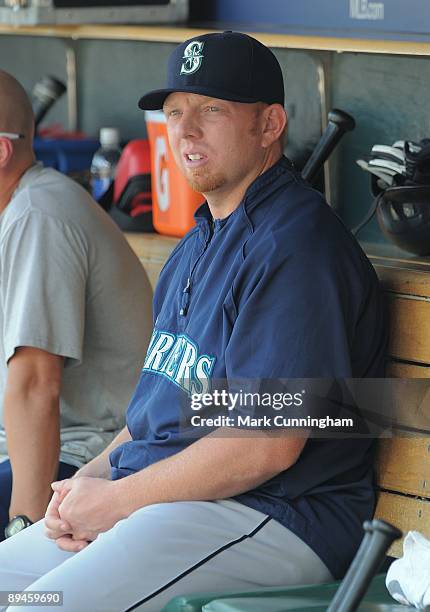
[0,499,332,611]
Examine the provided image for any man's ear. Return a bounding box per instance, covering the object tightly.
[0,138,13,168]
[261,104,288,149]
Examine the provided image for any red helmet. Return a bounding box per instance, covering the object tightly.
[110,139,153,232]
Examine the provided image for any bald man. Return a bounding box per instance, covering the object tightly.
[0,71,152,540]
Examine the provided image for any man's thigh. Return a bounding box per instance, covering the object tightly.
[0,519,75,600]
[0,461,77,543]
[2,499,332,612]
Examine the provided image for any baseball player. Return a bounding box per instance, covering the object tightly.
[0,32,386,611]
[0,70,152,543]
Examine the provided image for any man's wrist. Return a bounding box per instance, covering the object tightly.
[4,514,33,539]
[72,456,111,480]
[111,476,140,521]
[9,488,53,524]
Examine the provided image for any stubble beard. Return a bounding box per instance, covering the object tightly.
[185,167,227,194]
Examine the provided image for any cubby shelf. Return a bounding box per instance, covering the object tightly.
[0,23,430,56]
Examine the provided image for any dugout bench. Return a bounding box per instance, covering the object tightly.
[126,235,430,611]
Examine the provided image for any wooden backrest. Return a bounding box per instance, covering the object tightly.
[125,232,179,294]
[371,254,430,556]
[126,234,430,558]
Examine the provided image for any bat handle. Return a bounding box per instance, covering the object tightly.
[327,519,402,612]
[301,109,355,186]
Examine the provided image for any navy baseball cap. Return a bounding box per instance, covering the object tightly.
[138,31,285,110]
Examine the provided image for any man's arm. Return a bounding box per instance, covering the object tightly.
[51,429,308,549]
[73,426,131,479]
[117,429,307,513]
[4,346,63,523]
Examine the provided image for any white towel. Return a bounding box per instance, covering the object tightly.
[386,531,430,610]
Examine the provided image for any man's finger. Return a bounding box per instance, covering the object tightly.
[45,493,69,526]
[45,517,72,532]
[45,527,64,541]
[45,515,71,533]
[51,479,71,493]
[45,491,61,519]
[55,535,88,553]
[72,531,97,543]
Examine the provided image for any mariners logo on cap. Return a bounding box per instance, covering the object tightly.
[180,41,204,76]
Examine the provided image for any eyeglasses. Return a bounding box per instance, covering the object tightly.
[0,132,25,140]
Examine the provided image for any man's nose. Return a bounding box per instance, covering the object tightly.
[177,112,202,139]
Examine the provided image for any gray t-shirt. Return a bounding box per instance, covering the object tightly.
[0,163,153,467]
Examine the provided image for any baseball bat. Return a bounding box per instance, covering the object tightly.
[327,519,402,612]
[32,75,67,130]
[302,109,356,185]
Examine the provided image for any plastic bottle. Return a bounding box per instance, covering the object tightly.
[90,127,122,201]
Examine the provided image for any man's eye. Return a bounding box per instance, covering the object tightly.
[205,106,219,113]
[165,109,181,117]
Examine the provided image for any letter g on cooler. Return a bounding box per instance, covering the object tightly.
[155,135,169,212]
[145,111,172,220]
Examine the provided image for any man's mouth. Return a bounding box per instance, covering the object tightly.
[183,152,208,167]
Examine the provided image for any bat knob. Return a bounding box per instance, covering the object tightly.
[328,109,356,133]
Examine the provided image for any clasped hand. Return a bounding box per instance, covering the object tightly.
[44,477,121,552]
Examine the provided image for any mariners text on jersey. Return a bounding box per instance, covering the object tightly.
[143,329,216,395]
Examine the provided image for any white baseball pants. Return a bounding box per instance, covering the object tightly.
[0,499,332,611]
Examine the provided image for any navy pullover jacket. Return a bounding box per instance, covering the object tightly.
[110,156,387,579]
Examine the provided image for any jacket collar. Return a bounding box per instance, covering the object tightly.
[194,156,297,235]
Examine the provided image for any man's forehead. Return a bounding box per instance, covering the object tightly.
[163,92,230,109]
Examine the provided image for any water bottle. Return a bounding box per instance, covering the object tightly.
[90,127,122,201]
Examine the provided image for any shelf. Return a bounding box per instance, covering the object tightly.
[363,241,430,268]
[1,23,430,56]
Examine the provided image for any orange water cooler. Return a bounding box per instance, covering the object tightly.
[145,111,204,237]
